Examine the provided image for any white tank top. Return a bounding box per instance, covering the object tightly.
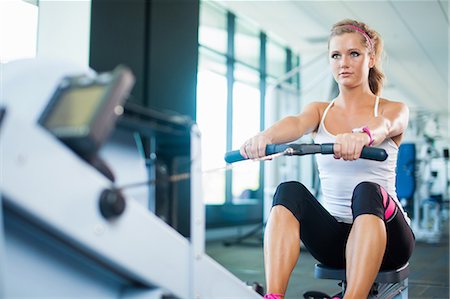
[313,97,410,224]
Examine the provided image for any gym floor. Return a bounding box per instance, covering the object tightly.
[206,222,449,299]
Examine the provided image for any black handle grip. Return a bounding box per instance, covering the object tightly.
[224,150,246,163]
[224,144,289,164]
[360,147,388,161]
[321,143,388,161]
[224,143,388,163]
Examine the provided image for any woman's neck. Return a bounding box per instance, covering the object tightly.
[336,85,375,110]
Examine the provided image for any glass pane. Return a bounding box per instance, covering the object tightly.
[199,46,227,76]
[234,62,260,87]
[196,69,227,204]
[235,18,260,69]
[0,0,38,63]
[267,39,286,78]
[199,1,227,54]
[232,79,260,202]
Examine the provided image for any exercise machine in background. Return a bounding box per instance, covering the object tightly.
[398,113,450,244]
[0,59,262,299]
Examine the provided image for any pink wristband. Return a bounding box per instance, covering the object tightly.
[353,126,374,146]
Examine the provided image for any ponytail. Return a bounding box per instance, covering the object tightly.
[369,66,384,96]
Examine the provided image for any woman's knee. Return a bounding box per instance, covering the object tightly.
[273,181,309,206]
[351,181,386,221]
[272,181,310,222]
[274,181,309,199]
[353,181,379,195]
[270,205,297,221]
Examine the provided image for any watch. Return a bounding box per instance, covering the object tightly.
[352,126,374,146]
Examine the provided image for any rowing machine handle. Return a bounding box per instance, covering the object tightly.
[320,143,388,161]
[224,144,288,164]
[224,143,387,164]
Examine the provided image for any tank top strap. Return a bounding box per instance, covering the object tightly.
[320,99,335,127]
[374,96,380,117]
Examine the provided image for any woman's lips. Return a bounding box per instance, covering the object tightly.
[339,72,352,77]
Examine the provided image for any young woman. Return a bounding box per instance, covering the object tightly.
[240,19,415,299]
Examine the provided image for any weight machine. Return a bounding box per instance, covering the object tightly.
[403,113,450,244]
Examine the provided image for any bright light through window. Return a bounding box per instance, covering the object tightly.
[232,81,260,201]
[196,70,227,204]
[0,0,38,63]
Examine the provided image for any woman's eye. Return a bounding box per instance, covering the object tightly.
[351,52,360,57]
[331,53,340,59]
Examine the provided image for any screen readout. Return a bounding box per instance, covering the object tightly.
[45,85,105,129]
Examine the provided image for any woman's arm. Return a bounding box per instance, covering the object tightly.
[240,102,324,159]
[367,100,409,146]
[334,100,409,161]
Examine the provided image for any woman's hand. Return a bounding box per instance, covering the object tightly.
[334,132,371,160]
[240,133,273,160]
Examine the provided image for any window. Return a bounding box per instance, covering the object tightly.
[266,39,286,79]
[232,64,260,202]
[198,1,227,55]
[235,18,260,69]
[197,51,227,204]
[197,1,301,227]
[0,0,38,63]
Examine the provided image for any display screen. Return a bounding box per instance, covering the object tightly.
[44,85,105,130]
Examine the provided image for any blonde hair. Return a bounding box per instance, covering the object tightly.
[329,19,385,95]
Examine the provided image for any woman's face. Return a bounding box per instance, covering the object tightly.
[329,32,374,89]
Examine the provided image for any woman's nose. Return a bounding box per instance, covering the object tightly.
[339,55,350,67]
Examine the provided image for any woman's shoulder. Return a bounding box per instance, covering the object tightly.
[301,101,332,119]
[378,97,409,114]
[305,101,331,111]
[379,97,406,105]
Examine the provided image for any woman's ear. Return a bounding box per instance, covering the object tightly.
[368,54,376,68]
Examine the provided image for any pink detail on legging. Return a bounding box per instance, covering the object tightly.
[380,186,396,220]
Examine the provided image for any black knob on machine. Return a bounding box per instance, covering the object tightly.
[99,188,126,219]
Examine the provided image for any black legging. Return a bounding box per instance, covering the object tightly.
[272,181,415,270]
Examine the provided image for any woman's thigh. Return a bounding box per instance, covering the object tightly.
[273,181,351,268]
[351,181,415,270]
